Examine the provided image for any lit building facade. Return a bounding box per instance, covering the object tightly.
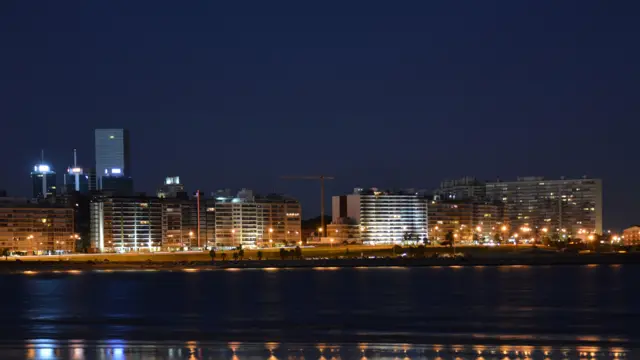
[485,176,603,238]
[622,226,640,246]
[90,196,162,252]
[214,189,263,248]
[95,129,131,190]
[161,196,215,250]
[428,200,504,244]
[63,150,89,194]
[256,194,302,246]
[157,176,185,198]
[326,217,361,244]
[213,190,301,248]
[332,188,428,244]
[31,164,57,199]
[0,198,75,254]
[434,176,486,201]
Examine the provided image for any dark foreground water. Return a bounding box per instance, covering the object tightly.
[1,264,638,359]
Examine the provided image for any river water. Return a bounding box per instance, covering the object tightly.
[1,264,638,359]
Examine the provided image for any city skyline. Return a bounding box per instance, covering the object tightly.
[2,143,615,227]
[1,2,638,230]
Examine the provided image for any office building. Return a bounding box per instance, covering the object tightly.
[63,149,89,194]
[90,196,162,252]
[332,188,428,244]
[101,175,134,196]
[256,194,302,245]
[0,197,75,254]
[95,129,131,190]
[485,176,603,238]
[87,168,97,192]
[434,176,486,201]
[157,176,185,198]
[31,163,57,199]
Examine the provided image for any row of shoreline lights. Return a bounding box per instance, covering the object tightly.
[431,224,601,242]
[188,228,303,248]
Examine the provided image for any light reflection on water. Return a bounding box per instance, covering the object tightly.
[7,340,632,360]
[4,266,639,359]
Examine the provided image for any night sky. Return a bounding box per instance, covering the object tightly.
[1,1,638,229]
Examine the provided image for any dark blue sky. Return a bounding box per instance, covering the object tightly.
[1,1,638,229]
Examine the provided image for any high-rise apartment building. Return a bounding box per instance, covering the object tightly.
[90,196,162,252]
[214,189,263,248]
[161,196,215,250]
[485,176,603,238]
[434,176,486,201]
[428,200,504,244]
[95,129,131,190]
[213,189,302,248]
[332,188,428,244]
[257,194,302,245]
[0,197,74,254]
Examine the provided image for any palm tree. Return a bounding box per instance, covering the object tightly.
[209,249,216,262]
[221,253,227,261]
[238,249,245,260]
[232,252,239,261]
[294,246,302,259]
[2,248,9,260]
[444,231,454,247]
[279,248,286,260]
[257,250,263,261]
[493,233,501,244]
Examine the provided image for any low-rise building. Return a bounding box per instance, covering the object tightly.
[326,217,361,244]
[0,197,75,254]
[622,226,640,246]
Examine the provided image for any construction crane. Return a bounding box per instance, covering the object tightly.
[281,175,334,237]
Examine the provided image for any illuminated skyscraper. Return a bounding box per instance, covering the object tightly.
[95,129,131,190]
[63,149,89,194]
[31,154,57,199]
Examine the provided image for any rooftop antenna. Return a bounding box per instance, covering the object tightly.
[41,149,44,163]
[73,148,77,167]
